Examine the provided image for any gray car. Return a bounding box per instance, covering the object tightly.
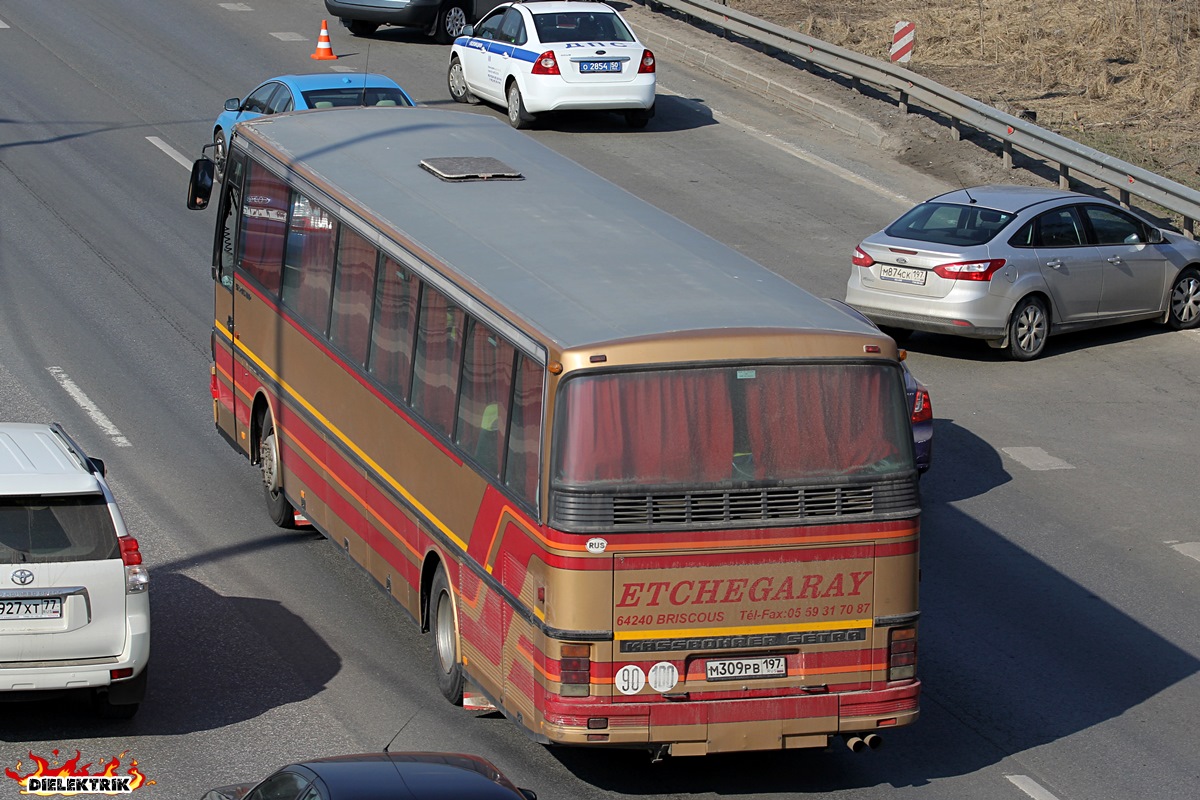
[845,185,1200,360]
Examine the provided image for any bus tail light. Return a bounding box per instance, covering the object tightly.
[888,627,916,681]
[560,644,591,697]
[532,52,560,75]
[638,50,656,73]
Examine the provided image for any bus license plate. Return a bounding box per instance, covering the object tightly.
[879,265,927,285]
[705,656,786,681]
[580,61,621,73]
[0,597,63,620]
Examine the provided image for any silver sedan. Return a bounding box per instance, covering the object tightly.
[845,185,1200,359]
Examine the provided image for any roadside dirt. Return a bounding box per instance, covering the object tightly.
[724,0,1200,193]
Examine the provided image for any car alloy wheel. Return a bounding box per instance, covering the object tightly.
[1008,296,1048,360]
[1168,267,1200,329]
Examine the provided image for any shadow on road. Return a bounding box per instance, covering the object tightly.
[0,568,341,739]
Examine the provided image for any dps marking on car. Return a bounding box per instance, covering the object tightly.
[1001,447,1074,471]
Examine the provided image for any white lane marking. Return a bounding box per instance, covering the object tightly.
[46,368,131,448]
[0,18,10,29]
[271,32,306,41]
[1001,447,1074,471]
[218,3,253,10]
[1006,775,1062,800]
[331,66,358,73]
[1169,542,1200,562]
[656,85,917,207]
[146,136,193,169]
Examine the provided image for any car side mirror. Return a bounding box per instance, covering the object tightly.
[461,24,474,36]
[225,98,240,111]
[1147,227,1164,244]
[188,156,216,210]
[88,457,107,477]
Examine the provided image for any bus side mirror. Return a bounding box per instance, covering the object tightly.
[188,156,216,210]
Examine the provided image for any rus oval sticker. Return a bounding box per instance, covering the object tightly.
[586,537,607,553]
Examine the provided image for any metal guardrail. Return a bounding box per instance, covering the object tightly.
[645,0,1200,236]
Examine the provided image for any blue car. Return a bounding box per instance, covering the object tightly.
[212,73,415,169]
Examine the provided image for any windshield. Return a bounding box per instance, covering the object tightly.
[885,202,1014,246]
[0,494,119,564]
[553,363,913,489]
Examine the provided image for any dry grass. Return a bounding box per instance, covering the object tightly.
[728,0,1200,188]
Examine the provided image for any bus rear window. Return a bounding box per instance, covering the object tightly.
[553,364,913,488]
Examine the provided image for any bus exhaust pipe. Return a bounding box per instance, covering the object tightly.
[843,734,881,752]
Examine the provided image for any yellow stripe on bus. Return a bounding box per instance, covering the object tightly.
[221,323,468,552]
[612,618,873,641]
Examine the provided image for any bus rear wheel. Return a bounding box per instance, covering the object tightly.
[259,415,297,529]
[431,567,464,705]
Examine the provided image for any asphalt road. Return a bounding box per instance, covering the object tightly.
[1,2,1198,799]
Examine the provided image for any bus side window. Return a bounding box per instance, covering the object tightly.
[411,286,466,438]
[329,227,379,366]
[214,156,245,290]
[367,257,420,402]
[455,320,515,478]
[503,355,544,509]
[281,191,338,334]
[238,161,288,296]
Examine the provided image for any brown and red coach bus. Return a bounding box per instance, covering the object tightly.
[187,107,920,756]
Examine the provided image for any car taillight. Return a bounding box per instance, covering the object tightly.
[532,51,560,75]
[932,258,1005,281]
[559,644,591,697]
[853,246,875,267]
[912,386,932,424]
[888,627,916,681]
[120,537,149,594]
[638,50,655,73]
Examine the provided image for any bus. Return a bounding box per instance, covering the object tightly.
[186,107,920,756]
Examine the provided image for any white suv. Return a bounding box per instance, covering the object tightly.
[0,423,149,718]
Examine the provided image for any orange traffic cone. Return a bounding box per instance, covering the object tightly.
[311,19,338,60]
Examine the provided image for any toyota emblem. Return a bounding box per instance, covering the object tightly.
[11,568,34,586]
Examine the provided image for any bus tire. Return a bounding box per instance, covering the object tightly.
[260,415,297,529]
[430,567,464,705]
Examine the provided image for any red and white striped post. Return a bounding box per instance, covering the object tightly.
[891,21,915,64]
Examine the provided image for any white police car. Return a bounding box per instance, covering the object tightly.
[0,423,149,718]
[447,0,656,128]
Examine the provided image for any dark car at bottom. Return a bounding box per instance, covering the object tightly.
[201,752,536,800]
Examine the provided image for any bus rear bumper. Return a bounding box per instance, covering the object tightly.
[540,681,919,754]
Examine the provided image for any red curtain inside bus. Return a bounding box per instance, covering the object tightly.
[281,193,338,333]
[455,320,515,477]
[504,356,544,506]
[554,365,909,486]
[238,163,288,294]
[411,288,465,437]
[368,258,419,400]
[557,370,733,484]
[330,228,378,366]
